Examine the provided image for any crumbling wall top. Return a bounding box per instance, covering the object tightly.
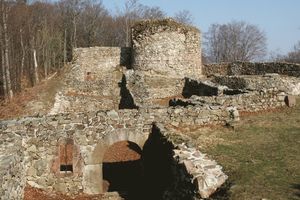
[132,18,200,41]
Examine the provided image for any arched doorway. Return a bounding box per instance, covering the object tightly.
[102,141,143,198]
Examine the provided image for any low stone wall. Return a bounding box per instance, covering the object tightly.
[213,75,300,95]
[0,105,234,197]
[0,131,26,200]
[187,90,287,112]
[156,124,227,199]
[203,62,300,77]
[182,78,219,98]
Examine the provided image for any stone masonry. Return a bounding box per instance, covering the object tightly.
[129,19,202,106]
[1,18,300,200]
[0,106,234,199]
[50,47,131,114]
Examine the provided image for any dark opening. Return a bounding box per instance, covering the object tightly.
[60,164,73,172]
[120,47,132,69]
[182,78,219,98]
[102,125,197,200]
[169,98,196,107]
[118,75,138,109]
[141,125,175,200]
[223,89,247,95]
[103,141,143,198]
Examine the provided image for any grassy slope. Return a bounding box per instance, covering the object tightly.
[191,100,300,200]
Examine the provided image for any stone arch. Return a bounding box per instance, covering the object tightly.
[102,140,143,195]
[82,130,149,195]
[103,130,148,148]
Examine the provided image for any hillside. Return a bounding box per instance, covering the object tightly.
[0,70,66,120]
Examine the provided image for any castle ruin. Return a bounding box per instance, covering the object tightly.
[0,19,300,200]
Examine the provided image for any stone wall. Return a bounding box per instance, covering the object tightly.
[0,130,26,200]
[1,105,233,194]
[155,124,228,199]
[184,90,287,112]
[203,62,300,77]
[129,19,202,106]
[0,106,234,197]
[213,75,300,95]
[50,47,131,114]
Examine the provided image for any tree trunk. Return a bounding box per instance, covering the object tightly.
[33,49,39,84]
[20,29,25,78]
[20,29,25,85]
[1,38,7,99]
[44,48,48,78]
[64,29,67,66]
[73,15,77,48]
[125,17,130,47]
[2,1,13,99]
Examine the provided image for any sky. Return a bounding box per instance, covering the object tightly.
[102,0,300,55]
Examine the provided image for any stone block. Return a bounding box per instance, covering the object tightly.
[285,95,296,107]
[81,143,108,165]
[82,164,103,194]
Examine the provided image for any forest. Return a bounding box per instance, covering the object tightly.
[0,0,176,100]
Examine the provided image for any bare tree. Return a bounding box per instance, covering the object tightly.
[204,21,267,63]
[77,0,109,47]
[1,0,13,99]
[116,0,165,47]
[141,6,165,20]
[0,0,169,99]
[282,41,300,63]
[122,0,142,46]
[174,10,194,25]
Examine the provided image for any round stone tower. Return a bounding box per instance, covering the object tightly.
[129,18,202,107]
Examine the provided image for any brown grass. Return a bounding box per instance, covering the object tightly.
[0,72,63,120]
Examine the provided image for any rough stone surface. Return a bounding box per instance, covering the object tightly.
[203,62,300,77]
[0,106,233,199]
[175,89,287,112]
[0,132,26,200]
[156,124,228,199]
[50,47,131,114]
[285,95,296,107]
[2,19,300,199]
[213,75,300,95]
[174,144,228,199]
[129,19,202,106]
[82,164,103,194]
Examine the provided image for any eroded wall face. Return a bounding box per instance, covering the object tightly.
[203,62,300,77]
[50,47,131,114]
[130,20,202,106]
[0,106,232,196]
[0,132,26,200]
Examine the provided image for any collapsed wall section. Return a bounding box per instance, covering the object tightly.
[203,62,300,77]
[180,90,287,112]
[213,75,300,95]
[50,47,131,114]
[129,19,202,106]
